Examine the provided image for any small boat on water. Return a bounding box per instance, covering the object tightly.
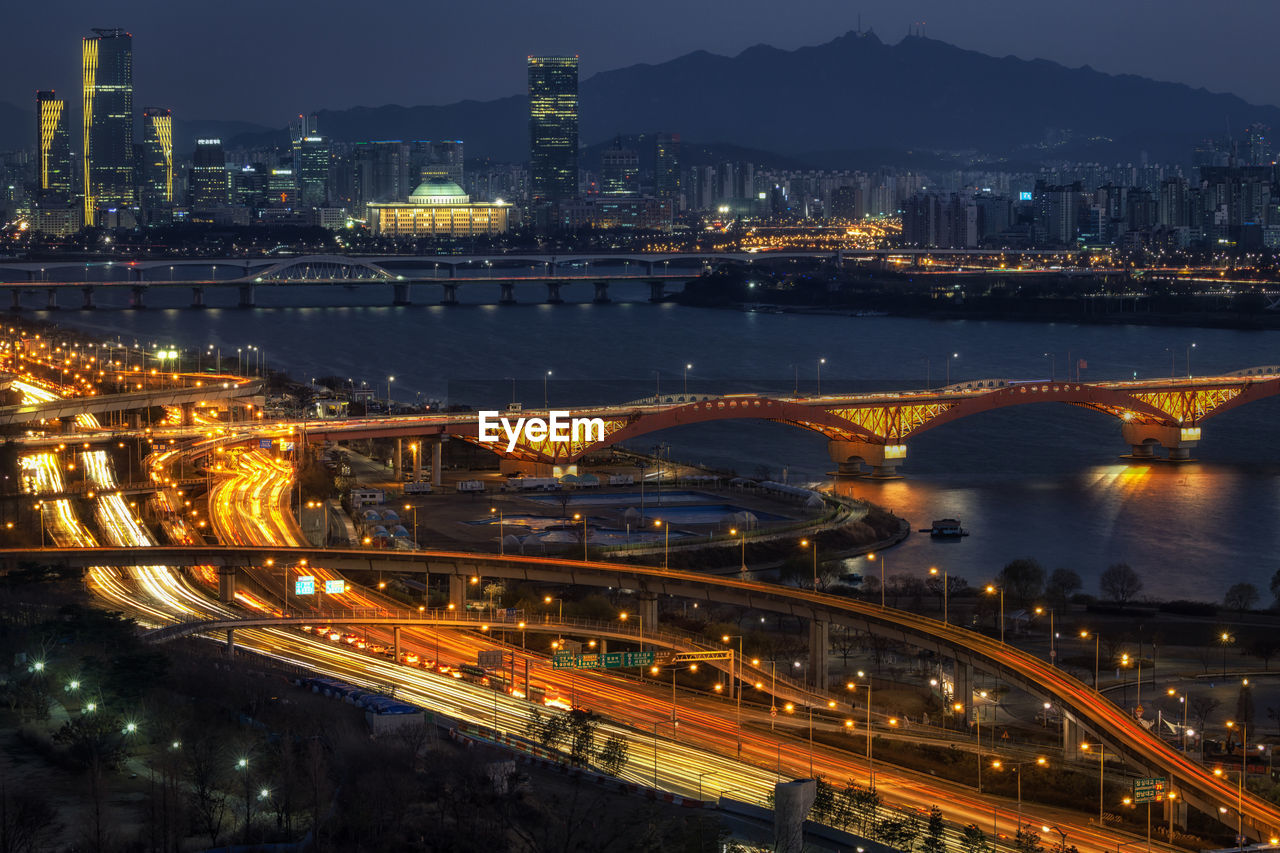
[917,518,969,538]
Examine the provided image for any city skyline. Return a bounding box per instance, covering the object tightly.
[5,0,1280,126]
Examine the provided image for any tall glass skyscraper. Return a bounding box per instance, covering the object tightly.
[82,28,134,224]
[142,107,174,207]
[35,91,71,197]
[528,56,579,204]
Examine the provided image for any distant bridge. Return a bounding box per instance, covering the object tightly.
[0,380,262,426]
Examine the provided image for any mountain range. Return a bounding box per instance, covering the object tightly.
[4,32,1279,167]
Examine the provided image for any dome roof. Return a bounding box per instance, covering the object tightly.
[408,178,470,204]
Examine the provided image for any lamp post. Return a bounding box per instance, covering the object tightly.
[654,518,669,568]
[490,505,503,555]
[573,512,589,561]
[1080,742,1106,826]
[543,370,552,409]
[1225,720,1246,852]
[1081,630,1100,690]
[947,352,959,386]
[404,503,419,549]
[1220,632,1232,677]
[1042,824,1068,853]
[816,357,826,395]
[723,634,744,756]
[1033,606,1056,667]
[652,718,677,789]
[620,611,643,653]
[683,363,692,395]
[991,757,1047,827]
[801,538,818,591]
[1187,342,1196,379]
[868,552,885,607]
[729,527,746,574]
[929,566,948,624]
[986,584,1005,643]
[386,375,395,412]
[852,671,875,790]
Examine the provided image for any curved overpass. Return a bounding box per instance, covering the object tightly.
[9,544,1278,839]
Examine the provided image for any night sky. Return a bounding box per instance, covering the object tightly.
[5,0,1278,127]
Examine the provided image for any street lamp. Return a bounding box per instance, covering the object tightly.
[1220,632,1232,677]
[1041,824,1067,853]
[544,370,552,409]
[868,552,885,607]
[1080,742,1106,826]
[816,357,826,395]
[654,518,669,568]
[651,718,678,789]
[986,584,1005,643]
[990,756,1047,826]
[683,363,692,395]
[1080,629,1100,690]
[729,527,746,574]
[722,633,744,756]
[1033,605,1056,667]
[1187,342,1196,379]
[929,566,948,624]
[1225,720,1246,851]
[619,611,643,653]
[800,538,818,591]
[946,352,959,386]
[851,671,875,790]
[572,512,589,561]
[386,375,395,412]
[490,505,503,555]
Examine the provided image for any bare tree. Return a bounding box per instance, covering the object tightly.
[1099,563,1143,605]
[1224,583,1259,613]
[1189,696,1221,733]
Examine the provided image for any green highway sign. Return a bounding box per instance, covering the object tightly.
[551,650,655,670]
[1132,777,1167,803]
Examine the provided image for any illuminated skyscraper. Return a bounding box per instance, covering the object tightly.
[82,28,134,224]
[528,56,579,204]
[35,91,71,197]
[296,135,330,206]
[654,132,680,204]
[141,107,174,207]
[600,136,639,196]
[190,138,228,209]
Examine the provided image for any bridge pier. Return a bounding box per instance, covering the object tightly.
[546,281,564,304]
[448,574,466,610]
[45,288,58,310]
[499,282,517,305]
[191,286,205,309]
[394,438,403,481]
[129,285,146,309]
[637,595,659,635]
[393,626,402,663]
[225,628,236,657]
[828,439,906,478]
[239,284,256,308]
[1061,709,1084,757]
[412,438,423,482]
[808,620,829,690]
[952,660,973,709]
[393,282,411,306]
[181,402,195,427]
[431,436,445,487]
[441,283,458,305]
[592,281,611,304]
[81,287,95,309]
[218,565,237,603]
[9,289,21,311]
[1121,423,1197,462]
[648,280,665,302]
[1164,793,1187,833]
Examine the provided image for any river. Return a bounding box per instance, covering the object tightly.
[38,280,1280,602]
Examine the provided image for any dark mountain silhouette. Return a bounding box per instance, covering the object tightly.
[230,31,1280,165]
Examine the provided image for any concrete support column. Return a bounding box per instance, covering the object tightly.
[775,780,817,851]
[81,287,96,309]
[953,660,973,708]
[181,402,195,426]
[46,288,58,310]
[238,283,256,308]
[191,286,205,309]
[1164,794,1187,831]
[592,281,611,303]
[638,595,658,629]
[129,285,146,309]
[1121,423,1197,461]
[218,565,237,603]
[10,289,21,311]
[499,282,516,305]
[1130,443,1156,458]
[393,438,403,482]
[546,281,563,304]
[393,626,402,663]
[648,280,665,302]
[413,439,423,481]
[1061,710,1083,757]
[448,574,466,610]
[431,437,445,487]
[393,282,411,306]
[828,439,906,479]
[808,620,829,690]
[59,415,76,433]
[441,283,458,305]
[225,628,236,657]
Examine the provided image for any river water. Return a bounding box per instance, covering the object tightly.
[37,280,1280,602]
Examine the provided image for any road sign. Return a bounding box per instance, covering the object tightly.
[259,439,272,449]
[294,576,315,595]
[624,651,655,667]
[1133,777,1167,803]
[478,650,505,670]
[551,652,575,669]
[323,579,345,594]
[551,650,656,670]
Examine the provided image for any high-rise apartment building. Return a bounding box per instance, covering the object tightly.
[141,107,174,207]
[353,141,411,206]
[412,140,465,185]
[600,137,639,196]
[190,138,228,209]
[654,132,680,204]
[35,91,71,197]
[82,28,134,224]
[528,56,579,204]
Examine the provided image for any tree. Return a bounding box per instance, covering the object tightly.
[1189,696,1221,733]
[998,559,1045,608]
[1046,569,1083,608]
[1236,681,1256,727]
[1269,568,1280,609]
[0,785,60,853]
[810,777,838,825]
[596,734,629,777]
[1014,825,1046,853]
[920,806,948,853]
[878,813,922,851]
[1224,583,1259,613]
[566,709,599,766]
[960,824,994,853]
[839,782,881,835]
[1099,563,1143,605]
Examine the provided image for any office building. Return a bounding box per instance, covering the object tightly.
[190,138,228,209]
[35,91,71,197]
[600,137,639,196]
[367,178,510,237]
[296,135,330,206]
[654,132,680,205]
[528,56,579,204]
[82,28,134,224]
[141,107,174,207]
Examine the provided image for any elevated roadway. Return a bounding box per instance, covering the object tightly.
[8,544,1279,839]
